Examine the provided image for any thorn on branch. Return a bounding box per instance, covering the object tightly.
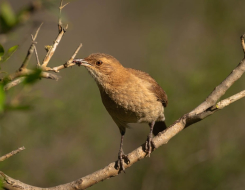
[33,22,43,41]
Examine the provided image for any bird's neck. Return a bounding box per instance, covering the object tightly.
[96,68,131,96]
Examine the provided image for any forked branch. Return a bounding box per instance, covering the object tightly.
[2,0,81,91]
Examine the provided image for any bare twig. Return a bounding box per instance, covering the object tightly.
[33,22,43,41]
[41,72,60,81]
[19,23,43,70]
[0,147,25,162]
[59,0,69,28]
[4,70,59,91]
[4,77,25,91]
[42,0,68,68]
[41,30,65,67]
[52,43,83,72]
[216,90,245,109]
[7,68,59,81]
[31,34,40,66]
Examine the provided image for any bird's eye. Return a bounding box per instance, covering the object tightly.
[96,60,103,66]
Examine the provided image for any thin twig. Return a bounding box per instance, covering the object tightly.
[52,43,82,72]
[4,71,59,91]
[41,30,65,67]
[0,147,25,162]
[216,90,245,109]
[33,22,43,41]
[19,23,43,69]
[31,34,40,66]
[42,0,68,68]
[59,0,69,28]
[4,77,25,91]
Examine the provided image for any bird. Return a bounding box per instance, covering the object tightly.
[73,53,168,172]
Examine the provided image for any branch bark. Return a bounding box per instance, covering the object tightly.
[0,147,25,162]
[19,23,43,70]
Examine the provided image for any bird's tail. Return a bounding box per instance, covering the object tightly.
[153,121,167,136]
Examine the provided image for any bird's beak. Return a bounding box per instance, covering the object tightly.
[73,59,91,67]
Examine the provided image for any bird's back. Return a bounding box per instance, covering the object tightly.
[126,68,168,107]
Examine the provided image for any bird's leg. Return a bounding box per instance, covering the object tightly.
[116,131,130,173]
[145,121,156,157]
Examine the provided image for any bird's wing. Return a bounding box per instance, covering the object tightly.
[127,68,168,107]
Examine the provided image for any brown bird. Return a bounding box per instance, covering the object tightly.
[73,53,168,172]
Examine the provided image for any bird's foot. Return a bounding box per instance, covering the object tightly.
[115,150,130,173]
[145,133,155,157]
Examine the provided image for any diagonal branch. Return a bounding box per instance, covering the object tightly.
[41,0,68,68]
[0,147,25,162]
[4,71,60,91]
[216,89,245,109]
[19,23,43,70]
[52,43,83,72]
[31,34,40,66]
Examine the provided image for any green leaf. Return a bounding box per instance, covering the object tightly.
[24,68,42,84]
[1,45,18,62]
[0,44,4,60]
[0,2,16,27]
[0,84,5,113]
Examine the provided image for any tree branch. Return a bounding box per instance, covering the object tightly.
[19,23,43,70]
[0,147,25,162]
[41,0,68,68]
[3,77,25,91]
[216,89,245,109]
[31,34,41,66]
[52,43,83,72]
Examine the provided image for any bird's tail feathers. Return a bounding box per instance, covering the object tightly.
[153,121,167,136]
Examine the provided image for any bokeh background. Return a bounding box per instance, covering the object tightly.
[1,0,245,189]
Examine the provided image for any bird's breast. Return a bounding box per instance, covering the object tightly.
[99,76,164,124]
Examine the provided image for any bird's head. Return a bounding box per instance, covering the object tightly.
[73,53,125,87]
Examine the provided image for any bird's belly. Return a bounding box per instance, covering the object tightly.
[101,91,164,123]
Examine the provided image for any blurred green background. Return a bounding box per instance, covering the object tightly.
[1,0,245,189]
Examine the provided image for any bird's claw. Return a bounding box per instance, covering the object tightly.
[145,134,155,157]
[115,152,130,173]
